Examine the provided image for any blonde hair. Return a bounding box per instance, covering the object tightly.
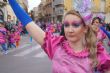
[62,10,98,68]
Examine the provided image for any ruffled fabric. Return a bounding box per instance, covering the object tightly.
[97,42,110,72]
[42,31,110,72]
[41,31,65,59]
[0,28,7,44]
[97,29,106,41]
[0,39,6,44]
[62,41,110,72]
[61,41,89,58]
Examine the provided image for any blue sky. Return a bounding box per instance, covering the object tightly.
[28,0,41,11]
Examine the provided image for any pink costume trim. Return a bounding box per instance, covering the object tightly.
[97,42,110,72]
[62,41,89,58]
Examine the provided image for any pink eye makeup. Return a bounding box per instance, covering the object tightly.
[63,21,82,28]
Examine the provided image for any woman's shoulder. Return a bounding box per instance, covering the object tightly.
[61,41,89,58]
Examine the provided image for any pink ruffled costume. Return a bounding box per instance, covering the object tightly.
[0,28,7,44]
[41,32,110,73]
[9,33,15,43]
[97,29,110,53]
[14,31,20,41]
[97,29,106,41]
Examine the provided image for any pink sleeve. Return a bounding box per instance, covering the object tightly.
[101,30,106,39]
[41,31,64,59]
[97,30,106,41]
[97,43,110,72]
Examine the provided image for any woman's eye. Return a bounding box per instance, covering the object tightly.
[64,24,69,27]
[72,23,81,27]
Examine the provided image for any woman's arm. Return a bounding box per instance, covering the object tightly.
[26,22,45,45]
[8,0,45,45]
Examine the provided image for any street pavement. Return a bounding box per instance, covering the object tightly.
[0,35,52,73]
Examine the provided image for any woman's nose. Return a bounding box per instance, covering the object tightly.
[68,25,74,32]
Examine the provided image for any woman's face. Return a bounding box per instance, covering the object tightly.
[92,19,100,27]
[63,14,87,43]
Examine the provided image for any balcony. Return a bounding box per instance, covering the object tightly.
[55,7,64,15]
[105,6,110,13]
[0,0,7,7]
[3,0,7,2]
[53,0,64,6]
[45,0,52,7]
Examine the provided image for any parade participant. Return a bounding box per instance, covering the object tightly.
[91,17,106,42]
[14,30,20,48]
[91,17,110,54]
[8,29,16,48]
[0,20,8,54]
[95,15,110,39]
[8,0,110,73]
[13,24,21,48]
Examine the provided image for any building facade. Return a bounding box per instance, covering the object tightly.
[17,0,28,12]
[35,0,110,23]
[6,0,29,23]
[32,7,39,21]
[0,0,7,21]
[64,0,72,12]
[91,0,105,20]
[36,0,46,22]
[92,0,110,23]
[53,0,64,22]
[105,0,110,23]
[35,0,73,22]
[43,0,53,22]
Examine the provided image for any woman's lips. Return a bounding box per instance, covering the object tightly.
[68,35,75,37]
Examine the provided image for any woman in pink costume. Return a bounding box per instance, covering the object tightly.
[14,31,20,48]
[0,22,8,54]
[92,17,110,54]
[8,0,110,72]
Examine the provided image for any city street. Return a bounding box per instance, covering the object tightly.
[0,35,52,73]
[0,0,110,73]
